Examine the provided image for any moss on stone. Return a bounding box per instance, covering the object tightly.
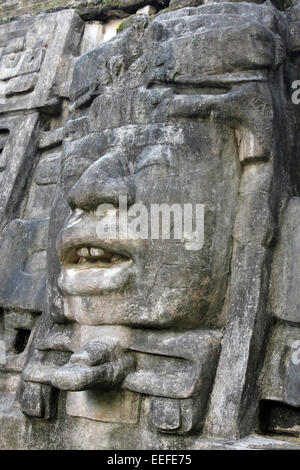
[116,19,126,33]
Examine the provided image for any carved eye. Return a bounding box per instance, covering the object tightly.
[135,145,175,173]
[176,86,230,96]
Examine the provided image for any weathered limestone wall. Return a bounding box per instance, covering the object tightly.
[0,0,299,450]
[0,0,166,23]
[0,0,81,21]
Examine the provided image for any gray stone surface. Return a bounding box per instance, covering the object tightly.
[0,219,48,311]
[0,0,299,450]
[271,197,300,323]
[262,322,300,408]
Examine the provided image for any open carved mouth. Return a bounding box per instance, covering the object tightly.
[56,210,135,296]
[65,246,130,269]
[58,241,133,296]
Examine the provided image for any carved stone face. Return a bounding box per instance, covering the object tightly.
[48,4,283,329]
[56,121,239,328]
[12,3,300,442]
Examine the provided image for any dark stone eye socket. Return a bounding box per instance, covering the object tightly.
[13,329,31,355]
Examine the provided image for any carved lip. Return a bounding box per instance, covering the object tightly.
[57,210,134,295]
[58,259,133,296]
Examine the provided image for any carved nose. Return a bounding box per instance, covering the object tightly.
[67,150,135,211]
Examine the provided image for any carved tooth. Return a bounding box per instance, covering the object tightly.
[90,247,105,257]
[77,247,89,258]
[78,257,87,264]
[111,255,123,263]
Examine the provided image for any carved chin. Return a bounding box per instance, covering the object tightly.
[58,260,133,296]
